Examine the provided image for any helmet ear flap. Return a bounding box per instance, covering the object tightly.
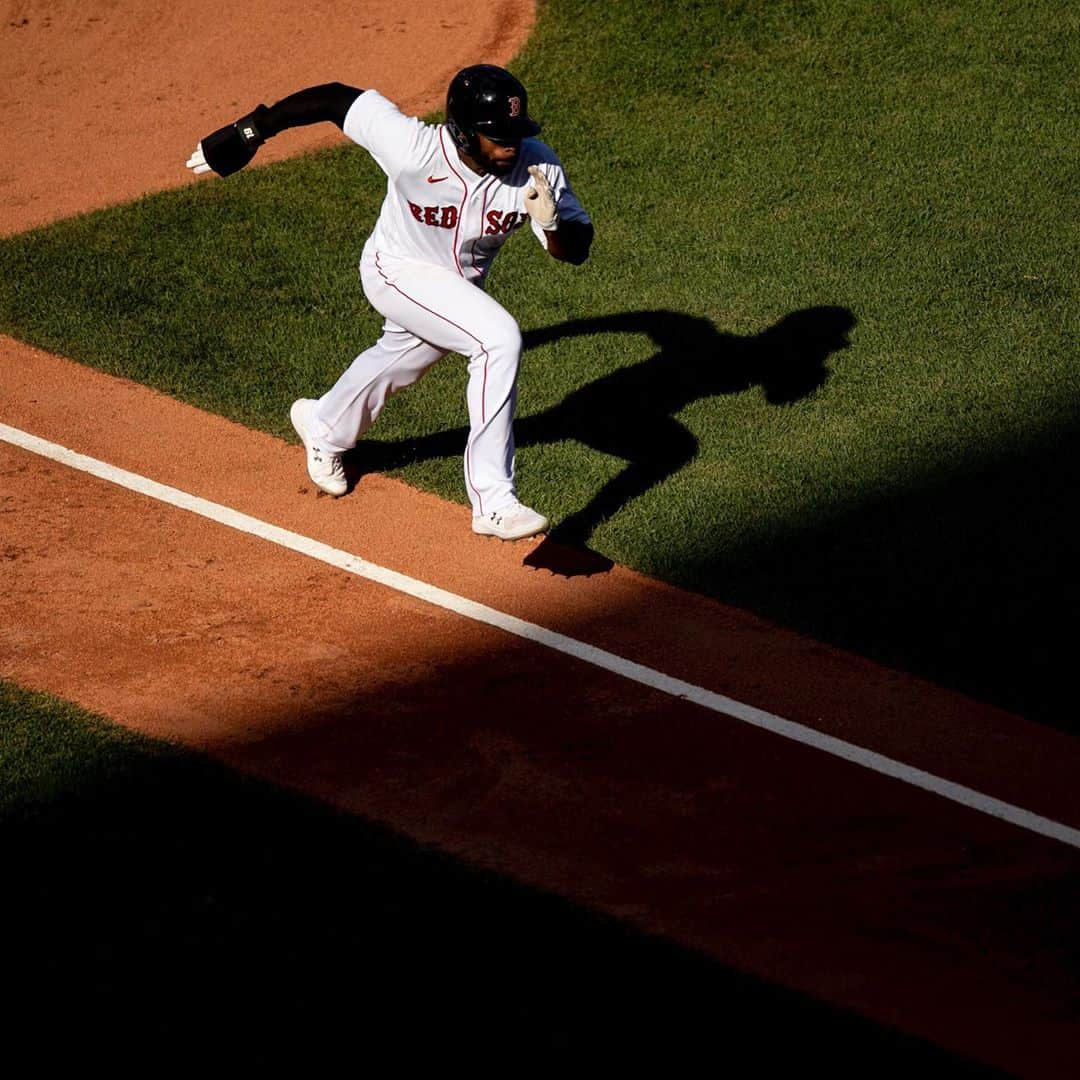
[446,115,476,155]
[446,67,476,155]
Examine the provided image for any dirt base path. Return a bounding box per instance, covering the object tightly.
[0,0,533,236]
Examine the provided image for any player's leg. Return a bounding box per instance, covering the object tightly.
[360,255,547,538]
[290,323,444,496]
[312,324,445,450]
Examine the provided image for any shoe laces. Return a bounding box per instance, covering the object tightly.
[312,444,344,475]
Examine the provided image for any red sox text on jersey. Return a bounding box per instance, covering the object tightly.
[406,201,529,235]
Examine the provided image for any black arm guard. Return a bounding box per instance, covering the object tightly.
[200,83,363,178]
[549,219,594,266]
[201,106,270,177]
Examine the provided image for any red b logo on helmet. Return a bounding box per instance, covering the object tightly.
[508,96,521,118]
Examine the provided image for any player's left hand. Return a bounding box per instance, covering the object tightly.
[525,165,559,231]
[185,143,211,176]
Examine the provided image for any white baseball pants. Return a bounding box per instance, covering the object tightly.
[309,251,521,517]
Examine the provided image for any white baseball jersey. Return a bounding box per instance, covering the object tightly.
[342,90,591,283]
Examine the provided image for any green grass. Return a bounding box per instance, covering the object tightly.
[1,0,1076,726]
[1,681,1004,1072]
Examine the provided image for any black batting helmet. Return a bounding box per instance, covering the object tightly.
[445,65,541,154]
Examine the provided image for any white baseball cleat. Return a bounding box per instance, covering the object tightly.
[290,398,347,496]
[472,502,550,540]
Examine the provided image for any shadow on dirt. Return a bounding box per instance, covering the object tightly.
[3,704,1007,1075]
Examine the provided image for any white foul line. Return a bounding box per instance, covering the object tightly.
[4,419,1080,852]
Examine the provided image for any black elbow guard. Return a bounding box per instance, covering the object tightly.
[201,105,270,177]
[563,220,594,265]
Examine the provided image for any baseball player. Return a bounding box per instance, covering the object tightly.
[186,65,593,540]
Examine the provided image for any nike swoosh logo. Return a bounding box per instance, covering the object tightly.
[427,175,448,184]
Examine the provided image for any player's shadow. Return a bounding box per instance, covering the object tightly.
[353,306,856,575]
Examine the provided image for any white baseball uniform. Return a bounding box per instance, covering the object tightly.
[306,90,591,518]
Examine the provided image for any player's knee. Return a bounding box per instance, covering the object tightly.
[485,317,522,362]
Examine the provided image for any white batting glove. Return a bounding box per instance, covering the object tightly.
[185,143,211,176]
[525,165,559,231]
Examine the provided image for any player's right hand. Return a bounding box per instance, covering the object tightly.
[185,143,211,176]
[186,108,268,178]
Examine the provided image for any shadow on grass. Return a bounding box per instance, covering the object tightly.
[692,419,1080,731]
[350,305,855,574]
[3,719,1003,1074]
